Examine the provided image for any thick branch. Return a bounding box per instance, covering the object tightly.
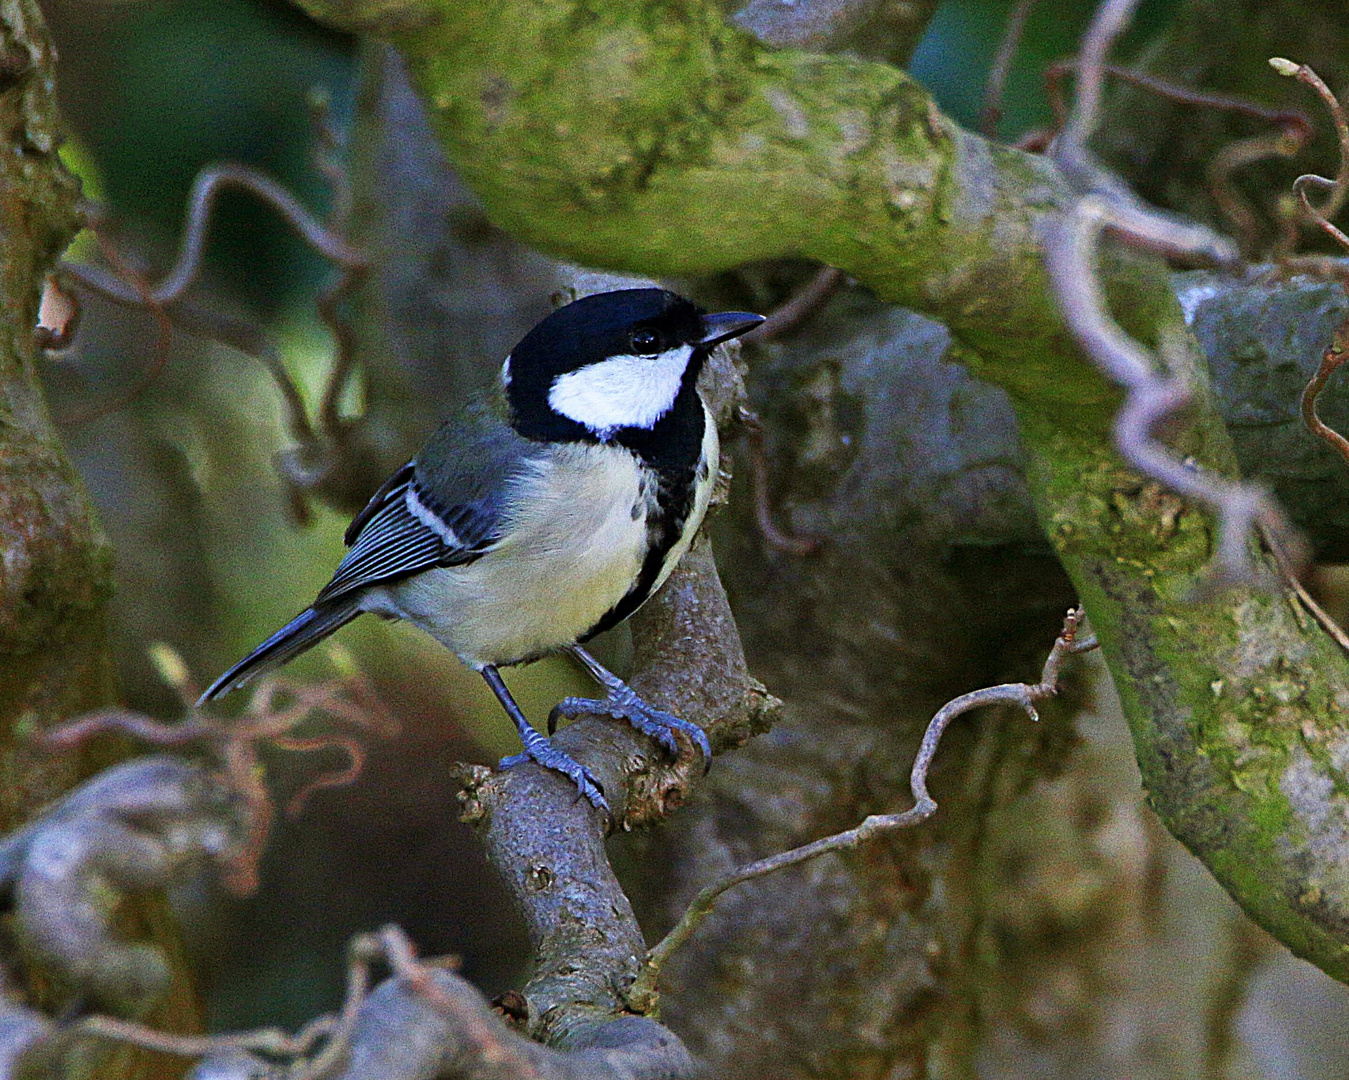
[0,1,203,1074]
[318,967,693,1080]
[0,0,111,822]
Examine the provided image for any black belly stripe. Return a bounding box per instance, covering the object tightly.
[579,383,705,642]
[580,471,696,642]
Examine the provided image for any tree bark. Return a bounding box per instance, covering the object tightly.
[0,2,200,1073]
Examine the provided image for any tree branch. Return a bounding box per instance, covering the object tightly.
[0,0,205,1072]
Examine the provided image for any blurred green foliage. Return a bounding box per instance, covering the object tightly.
[52,0,355,310]
[910,0,1182,135]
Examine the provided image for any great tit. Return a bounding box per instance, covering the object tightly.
[200,288,764,811]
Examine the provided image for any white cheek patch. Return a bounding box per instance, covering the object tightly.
[548,345,692,434]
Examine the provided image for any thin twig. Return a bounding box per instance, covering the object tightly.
[1289,569,1349,654]
[309,87,353,229]
[59,229,175,430]
[981,0,1037,139]
[303,91,367,434]
[316,264,366,432]
[741,265,843,344]
[40,649,396,896]
[1291,296,1349,655]
[735,267,840,556]
[60,261,318,445]
[1271,60,1349,234]
[626,609,1099,1011]
[1046,59,1312,141]
[69,1014,335,1062]
[737,408,823,557]
[273,734,366,817]
[1300,322,1349,468]
[1207,128,1309,256]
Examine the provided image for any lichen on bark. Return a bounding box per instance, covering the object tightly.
[0,0,112,819]
[0,1,201,1073]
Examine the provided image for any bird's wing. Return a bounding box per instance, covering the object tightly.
[316,406,540,605]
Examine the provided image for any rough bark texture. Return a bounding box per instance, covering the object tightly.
[0,2,199,1074]
[0,0,110,822]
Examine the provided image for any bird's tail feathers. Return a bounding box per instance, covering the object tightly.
[197,604,361,705]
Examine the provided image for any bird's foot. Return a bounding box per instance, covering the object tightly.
[549,685,710,771]
[500,729,608,812]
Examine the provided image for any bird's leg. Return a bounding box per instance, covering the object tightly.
[482,665,608,811]
[549,645,711,771]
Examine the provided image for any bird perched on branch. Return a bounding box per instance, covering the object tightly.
[201,288,763,811]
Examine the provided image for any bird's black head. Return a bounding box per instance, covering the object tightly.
[503,288,762,446]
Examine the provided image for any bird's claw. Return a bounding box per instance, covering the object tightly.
[499,740,608,812]
[549,688,711,772]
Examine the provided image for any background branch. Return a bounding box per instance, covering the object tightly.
[0,1,204,1074]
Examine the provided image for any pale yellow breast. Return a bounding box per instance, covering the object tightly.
[382,441,651,667]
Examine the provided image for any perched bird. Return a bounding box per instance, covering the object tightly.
[201,288,763,810]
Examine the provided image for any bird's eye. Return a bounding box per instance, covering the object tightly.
[629,328,663,355]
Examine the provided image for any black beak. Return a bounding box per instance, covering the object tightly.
[697,311,766,348]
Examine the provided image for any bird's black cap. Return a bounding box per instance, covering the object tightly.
[510,289,705,382]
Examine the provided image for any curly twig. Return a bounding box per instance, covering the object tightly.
[41,647,397,896]
[737,407,824,556]
[1043,196,1281,583]
[56,161,372,513]
[147,164,363,305]
[57,223,175,430]
[1271,59,1349,238]
[626,608,1099,1010]
[57,261,319,446]
[1207,128,1309,256]
[1045,59,1312,142]
[1301,322,1349,469]
[64,1013,336,1063]
[1037,0,1284,584]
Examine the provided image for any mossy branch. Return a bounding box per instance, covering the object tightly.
[0,1,203,1072]
[291,0,1349,983]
